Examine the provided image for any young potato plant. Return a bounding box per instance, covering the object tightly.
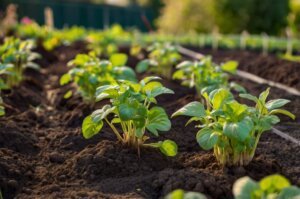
[165,189,207,199]
[0,37,40,87]
[82,76,178,156]
[233,174,300,199]
[172,88,295,166]
[60,52,136,102]
[136,42,181,79]
[173,56,245,96]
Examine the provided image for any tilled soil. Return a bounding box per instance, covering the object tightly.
[0,45,299,199]
[188,47,300,91]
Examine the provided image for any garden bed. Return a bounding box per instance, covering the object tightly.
[0,44,299,199]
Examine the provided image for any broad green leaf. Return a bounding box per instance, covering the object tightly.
[63,90,72,99]
[165,189,207,199]
[258,115,280,131]
[149,86,174,98]
[269,109,295,120]
[109,53,128,66]
[224,101,248,120]
[233,176,259,199]
[259,88,270,103]
[172,70,185,80]
[221,61,238,74]
[91,105,115,122]
[165,189,184,199]
[266,99,290,111]
[82,116,103,139]
[239,93,258,103]
[146,107,171,136]
[136,59,157,73]
[159,140,178,157]
[118,103,137,121]
[60,73,72,85]
[172,101,206,118]
[176,61,193,69]
[196,128,219,150]
[259,174,290,192]
[114,66,136,82]
[140,76,161,85]
[211,88,233,110]
[278,186,300,199]
[223,117,254,142]
[230,82,247,93]
[0,106,5,116]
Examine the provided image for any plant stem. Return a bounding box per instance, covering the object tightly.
[105,118,124,142]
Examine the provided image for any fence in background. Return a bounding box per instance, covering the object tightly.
[0,0,155,31]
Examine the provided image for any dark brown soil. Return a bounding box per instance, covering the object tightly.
[0,45,299,199]
[187,47,300,91]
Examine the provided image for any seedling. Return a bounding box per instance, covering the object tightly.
[136,42,181,79]
[165,189,207,199]
[173,57,245,96]
[233,174,300,199]
[60,53,136,102]
[172,88,295,166]
[82,76,178,156]
[0,37,40,87]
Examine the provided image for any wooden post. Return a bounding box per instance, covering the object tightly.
[240,30,249,50]
[44,7,54,29]
[286,28,293,55]
[262,33,269,56]
[212,26,219,51]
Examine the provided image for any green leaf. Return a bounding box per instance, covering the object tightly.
[136,59,157,73]
[269,109,295,120]
[278,186,300,199]
[82,116,103,139]
[233,176,259,199]
[176,61,193,69]
[223,117,254,142]
[159,140,178,157]
[266,99,290,111]
[221,61,238,74]
[109,53,128,66]
[149,86,174,98]
[165,189,185,199]
[146,107,171,136]
[140,76,161,85]
[0,106,5,116]
[91,105,115,122]
[118,103,137,121]
[259,88,270,103]
[258,115,280,131]
[60,73,72,85]
[211,88,233,110]
[63,90,72,99]
[114,66,136,82]
[196,128,219,150]
[259,174,290,192]
[172,101,206,118]
[239,93,258,103]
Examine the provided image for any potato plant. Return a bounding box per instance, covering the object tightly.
[82,76,178,156]
[136,42,181,79]
[0,37,40,87]
[173,57,245,96]
[60,53,136,102]
[165,174,300,199]
[233,174,300,199]
[172,88,295,166]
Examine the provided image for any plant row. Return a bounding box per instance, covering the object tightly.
[11,20,300,57]
[59,42,295,167]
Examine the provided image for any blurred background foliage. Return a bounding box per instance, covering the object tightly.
[157,0,292,36]
[1,0,300,36]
